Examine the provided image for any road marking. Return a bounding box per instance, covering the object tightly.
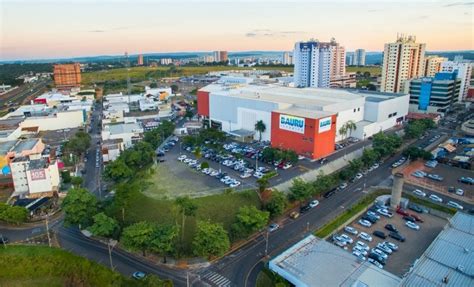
[202,271,232,287]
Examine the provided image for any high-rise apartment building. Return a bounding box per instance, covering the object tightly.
[213,51,228,63]
[381,35,426,93]
[137,54,144,66]
[424,56,447,77]
[282,52,293,65]
[353,49,366,66]
[327,38,346,79]
[53,63,81,88]
[441,60,472,102]
[160,58,172,65]
[293,41,331,88]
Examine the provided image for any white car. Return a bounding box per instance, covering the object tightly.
[447,201,463,210]
[455,189,465,196]
[339,182,348,189]
[352,250,366,260]
[210,170,220,177]
[377,208,393,218]
[372,163,379,169]
[358,232,372,242]
[283,163,292,170]
[183,158,192,163]
[353,246,368,256]
[333,236,347,245]
[405,221,420,230]
[383,241,398,251]
[230,181,241,188]
[240,173,251,179]
[368,258,384,269]
[177,155,187,161]
[356,241,370,251]
[371,248,388,260]
[253,172,263,179]
[429,194,443,203]
[358,219,372,228]
[309,200,320,208]
[376,243,393,254]
[413,189,426,197]
[344,226,358,235]
[367,211,380,220]
[355,173,363,180]
[340,234,353,244]
[220,176,231,183]
[201,168,210,174]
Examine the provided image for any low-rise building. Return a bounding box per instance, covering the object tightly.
[329,72,356,88]
[101,122,143,148]
[101,139,124,163]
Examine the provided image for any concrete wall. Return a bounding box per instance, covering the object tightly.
[20,110,84,131]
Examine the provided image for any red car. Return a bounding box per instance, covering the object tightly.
[277,161,286,169]
[409,213,424,223]
[396,208,409,216]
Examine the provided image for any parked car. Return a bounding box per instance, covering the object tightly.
[132,272,147,280]
[405,221,420,230]
[377,208,393,218]
[344,226,358,235]
[309,200,320,208]
[403,216,416,222]
[340,234,354,244]
[289,211,300,219]
[447,201,464,210]
[353,246,368,256]
[429,194,443,203]
[412,189,427,197]
[362,215,377,224]
[408,204,423,213]
[373,230,387,239]
[384,224,398,233]
[300,205,311,214]
[376,243,393,254]
[333,235,347,245]
[408,213,424,223]
[358,219,372,228]
[367,211,380,220]
[372,248,388,260]
[268,223,280,232]
[356,241,370,251]
[323,189,336,198]
[389,232,406,242]
[427,174,443,181]
[396,208,409,216]
[458,176,474,185]
[355,173,363,180]
[368,258,384,269]
[455,189,465,196]
[358,232,373,242]
[338,182,348,190]
[368,252,386,265]
[383,241,399,251]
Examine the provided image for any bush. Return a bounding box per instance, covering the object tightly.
[200,162,209,169]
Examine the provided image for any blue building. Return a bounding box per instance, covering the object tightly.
[407,72,461,115]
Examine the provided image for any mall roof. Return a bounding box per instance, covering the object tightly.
[269,235,401,287]
[275,107,335,119]
[400,212,474,287]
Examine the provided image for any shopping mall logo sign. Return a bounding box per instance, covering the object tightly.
[279,114,305,134]
[319,117,332,133]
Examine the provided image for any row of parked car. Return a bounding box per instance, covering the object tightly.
[177,155,242,188]
[412,188,465,210]
[223,142,296,169]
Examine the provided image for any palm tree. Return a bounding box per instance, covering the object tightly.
[175,197,198,242]
[345,120,357,138]
[254,120,266,142]
[339,126,348,141]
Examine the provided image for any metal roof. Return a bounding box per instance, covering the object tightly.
[400,212,474,287]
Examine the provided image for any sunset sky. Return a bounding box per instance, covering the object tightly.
[1,0,473,60]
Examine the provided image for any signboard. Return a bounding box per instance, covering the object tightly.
[279,114,305,134]
[30,169,46,181]
[318,117,332,133]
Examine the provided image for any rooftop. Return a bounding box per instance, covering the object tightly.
[0,140,17,154]
[274,107,335,119]
[107,122,143,135]
[28,158,48,170]
[269,235,401,287]
[400,212,474,287]
[12,138,40,153]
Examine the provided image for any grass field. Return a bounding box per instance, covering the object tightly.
[82,65,294,85]
[346,66,382,76]
[125,190,260,253]
[0,245,161,287]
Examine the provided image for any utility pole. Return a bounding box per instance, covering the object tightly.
[46,215,51,247]
[264,230,269,256]
[186,272,190,287]
[108,239,117,271]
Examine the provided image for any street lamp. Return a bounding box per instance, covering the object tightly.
[107,239,117,271]
[264,230,269,257]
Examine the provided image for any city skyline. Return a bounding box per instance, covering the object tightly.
[1,0,473,61]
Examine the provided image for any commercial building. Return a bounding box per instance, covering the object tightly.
[197,78,408,159]
[381,35,426,93]
[329,73,357,88]
[0,138,45,175]
[213,51,228,63]
[441,60,473,102]
[400,212,474,287]
[53,63,81,88]
[282,52,293,65]
[101,122,143,148]
[353,49,366,66]
[269,235,401,287]
[101,139,124,163]
[405,72,461,115]
[137,54,144,66]
[424,56,448,77]
[293,40,331,88]
[11,155,60,198]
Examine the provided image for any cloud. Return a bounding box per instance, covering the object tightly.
[367,9,381,12]
[245,29,304,38]
[88,30,105,33]
[444,1,474,7]
[87,26,132,33]
[418,15,429,19]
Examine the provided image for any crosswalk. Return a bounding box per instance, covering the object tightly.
[201,271,232,287]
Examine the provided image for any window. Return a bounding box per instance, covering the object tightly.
[353,109,356,112]
[357,108,360,111]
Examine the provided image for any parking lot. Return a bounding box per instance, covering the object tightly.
[331,203,447,276]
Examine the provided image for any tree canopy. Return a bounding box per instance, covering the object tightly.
[89,212,119,238]
[231,206,269,238]
[192,220,230,258]
[121,221,155,256]
[62,188,98,227]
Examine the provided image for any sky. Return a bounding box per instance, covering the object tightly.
[0,0,473,60]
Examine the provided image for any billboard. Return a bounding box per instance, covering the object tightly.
[318,117,332,133]
[30,169,46,181]
[279,114,305,134]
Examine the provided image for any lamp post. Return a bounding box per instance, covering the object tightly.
[264,230,269,257]
[107,239,117,271]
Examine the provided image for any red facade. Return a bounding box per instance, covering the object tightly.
[197,91,210,117]
[270,112,336,159]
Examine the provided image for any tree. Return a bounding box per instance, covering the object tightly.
[62,188,98,227]
[200,162,209,169]
[345,120,357,138]
[339,125,348,141]
[150,224,179,263]
[312,171,337,196]
[193,220,230,258]
[175,197,198,242]
[149,82,158,88]
[170,84,178,93]
[254,120,266,142]
[71,176,83,188]
[185,110,193,119]
[403,147,433,161]
[61,170,71,184]
[288,178,312,203]
[265,190,288,218]
[361,148,380,168]
[0,203,28,224]
[103,159,133,182]
[63,131,91,157]
[89,212,119,238]
[231,206,269,238]
[121,221,155,256]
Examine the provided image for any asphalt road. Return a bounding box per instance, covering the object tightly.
[0,79,50,107]
[84,101,104,197]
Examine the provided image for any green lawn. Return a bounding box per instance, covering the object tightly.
[0,245,167,287]
[125,190,261,253]
[82,66,294,85]
[346,66,382,76]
